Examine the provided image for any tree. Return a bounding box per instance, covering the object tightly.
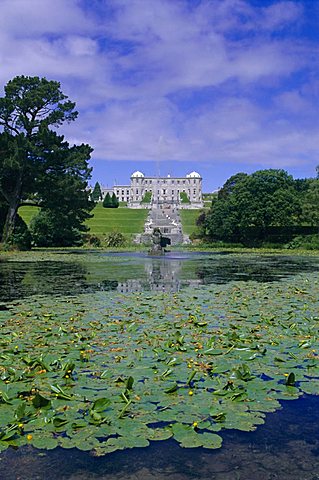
[0,75,93,245]
[301,178,319,226]
[103,192,112,208]
[203,169,301,243]
[111,192,119,208]
[91,182,102,202]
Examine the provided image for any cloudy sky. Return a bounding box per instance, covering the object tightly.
[1,0,319,191]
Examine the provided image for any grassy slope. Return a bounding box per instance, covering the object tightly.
[18,206,40,224]
[85,203,148,236]
[180,209,202,236]
[19,204,149,237]
[20,204,204,238]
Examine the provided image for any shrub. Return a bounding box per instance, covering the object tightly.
[104,232,126,247]
[83,234,101,247]
[103,193,112,208]
[30,209,84,247]
[285,234,319,250]
[141,191,152,203]
[180,192,190,204]
[111,193,119,208]
[5,215,31,250]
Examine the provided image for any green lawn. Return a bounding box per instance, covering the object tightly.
[19,204,149,238]
[180,209,203,236]
[18,205,40,224]
[85,203,148,236]
[20,204,203,238]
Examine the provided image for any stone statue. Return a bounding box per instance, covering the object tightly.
[149,227,163,255]
[149,227,171,255]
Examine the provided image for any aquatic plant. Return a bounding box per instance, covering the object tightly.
[0,271,318,455]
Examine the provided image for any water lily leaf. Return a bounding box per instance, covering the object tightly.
[32,393,51,409]
[52,416,69,429]
[164,383,178,394]
[92,397,111,413]
[285,372,296,386]
[0,424,18,441]
[50,384,73,400]
[1,257,319,455]
[147,427,173,441]
[126,376,134,390]
[31,433,58,450]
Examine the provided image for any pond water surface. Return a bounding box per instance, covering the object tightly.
[1,251,319,301]
[0,250,318,479]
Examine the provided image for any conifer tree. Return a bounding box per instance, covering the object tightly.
[103,192,112,208]
[111,193,119,208]
[92,182,102,202]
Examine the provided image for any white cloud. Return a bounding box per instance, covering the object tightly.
[0,0,318,177]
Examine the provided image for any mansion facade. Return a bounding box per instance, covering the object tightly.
[101,171,203,209]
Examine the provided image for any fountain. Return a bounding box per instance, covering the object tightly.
[148,227,171,255]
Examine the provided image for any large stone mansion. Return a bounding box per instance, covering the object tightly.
[101,170,203,209]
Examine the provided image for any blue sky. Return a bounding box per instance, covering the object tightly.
[1,0,319,192]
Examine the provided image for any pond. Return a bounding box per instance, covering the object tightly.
[1,251,319,301]
[0,250,318,479]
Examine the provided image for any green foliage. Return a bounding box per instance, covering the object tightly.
[3,215,31,251]
[0,194,7,237]
[285,234,319,250]
[301,179,319,226]
[203,170,303,245]
[83,234,101,247]
[91,182,102,202]
[180,191,190,204]
[30,209,85,247]
[0,263,318,453]
[111,193,119,208]
[102,193,119,208]
[103,192,112,208]
[0,75,93,247]
[141,191,152,203]
[104,231,126,247]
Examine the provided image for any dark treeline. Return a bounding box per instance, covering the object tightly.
[197,168,319,248]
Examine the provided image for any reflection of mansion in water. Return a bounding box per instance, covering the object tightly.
[116,259,201,293]
[102,171,203,209]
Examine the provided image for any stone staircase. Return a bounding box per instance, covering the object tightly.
[136,203,190,245]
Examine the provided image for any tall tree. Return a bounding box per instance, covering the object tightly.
[203,169,301,242]
[301,178,319,226]
[103,192,112,208]
[111,192,119,208]
[0,75,93,244]
[91,181,102,202]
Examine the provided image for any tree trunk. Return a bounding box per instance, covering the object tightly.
[1,172,23,244]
